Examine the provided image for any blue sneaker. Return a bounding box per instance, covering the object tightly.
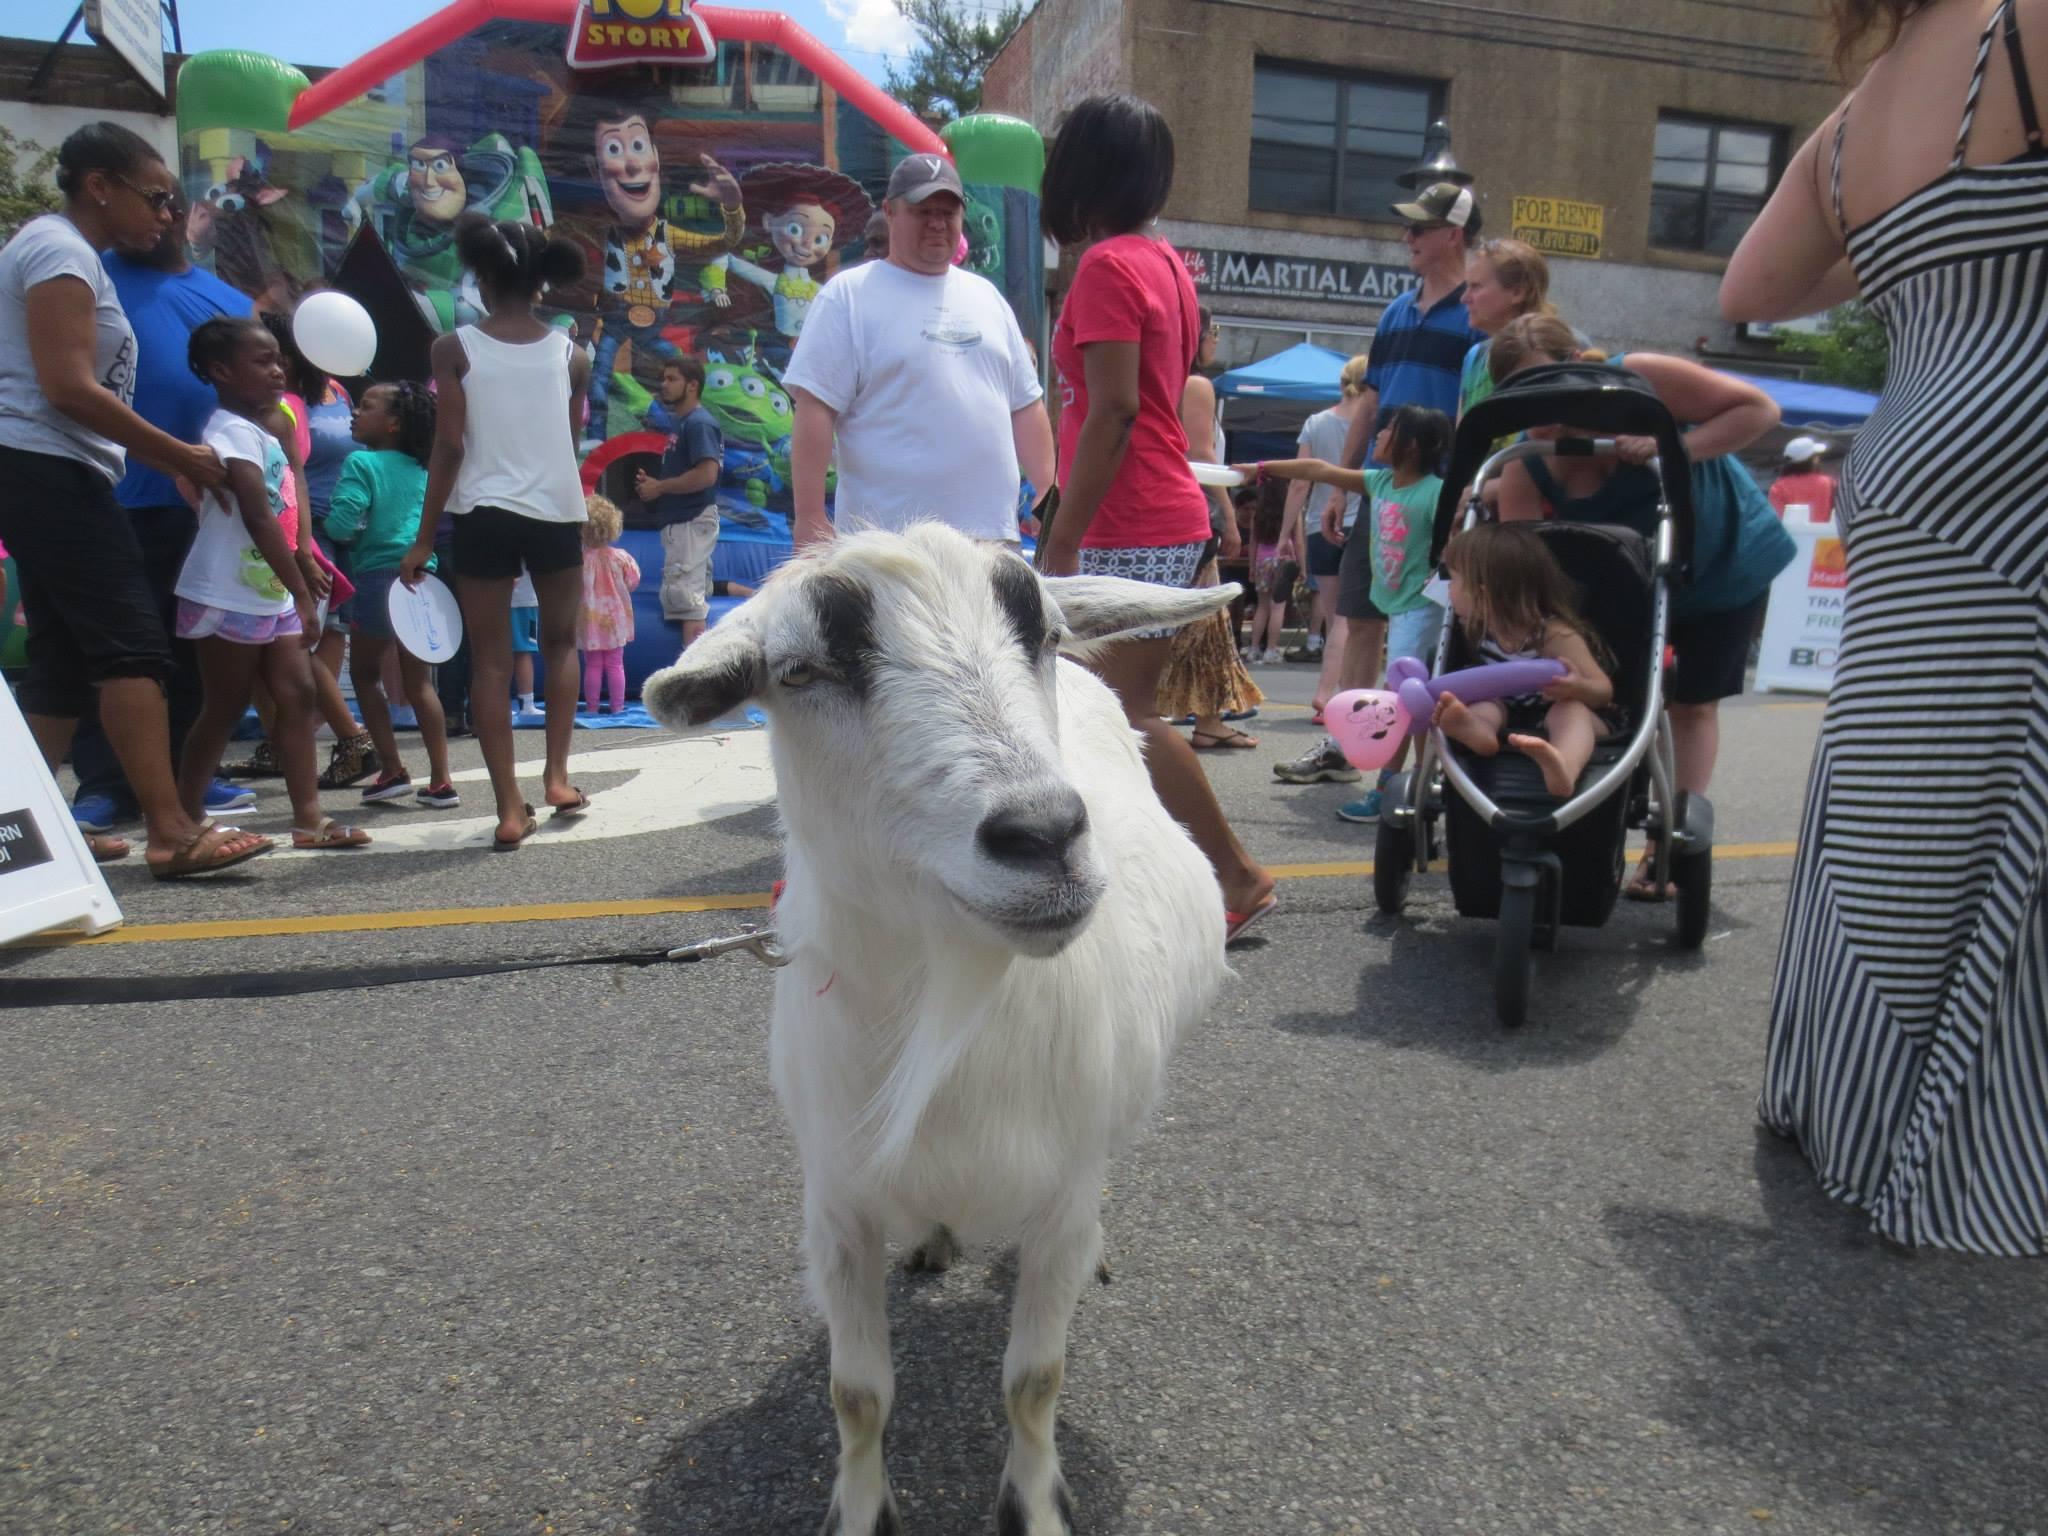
[1335,790,1384,824]
[72,793,122,834]
[204,778,257,813]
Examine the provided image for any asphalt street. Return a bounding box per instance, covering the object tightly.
[3,664,2043,1536]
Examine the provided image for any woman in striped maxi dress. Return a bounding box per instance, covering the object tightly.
[1724,0,2048,1255]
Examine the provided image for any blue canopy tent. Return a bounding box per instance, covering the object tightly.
[1213,342,1353,456]
[1215,342,1354,402]
[1723,372,1877,430]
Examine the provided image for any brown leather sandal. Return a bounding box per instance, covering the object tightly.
[148,822,275,881]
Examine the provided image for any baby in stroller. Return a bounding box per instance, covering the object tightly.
[1433,523,1616,797]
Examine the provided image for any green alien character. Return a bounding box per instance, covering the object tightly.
[698,353,832,509]
[962,190,1004,284]
[240,547,288,602]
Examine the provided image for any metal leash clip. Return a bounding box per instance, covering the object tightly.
[663,927,789,968]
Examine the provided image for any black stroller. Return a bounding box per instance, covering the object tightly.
[1371,363,1714,1026]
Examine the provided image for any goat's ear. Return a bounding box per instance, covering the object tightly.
[1044,576,1240,652]
[644,615,767,729]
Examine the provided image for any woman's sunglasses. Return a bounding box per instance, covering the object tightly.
[117,175,178,213]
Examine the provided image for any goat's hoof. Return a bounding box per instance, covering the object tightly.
[821,1490,903,1536]
[996,1478,1076,1536]
[903,1224,960,1275]
[1094,1258,1112,1286]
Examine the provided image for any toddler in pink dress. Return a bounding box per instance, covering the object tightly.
[579,494,641,714]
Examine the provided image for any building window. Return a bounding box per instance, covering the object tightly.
[1650,114,1785,256]
[1250,61,1441,221]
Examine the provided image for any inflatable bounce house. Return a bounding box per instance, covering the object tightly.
[171,0,1046,692]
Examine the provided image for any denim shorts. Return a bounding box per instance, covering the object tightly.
[1385,603,1446,675]
[349,567,402,640]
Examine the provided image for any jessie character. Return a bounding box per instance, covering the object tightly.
[704,163,873,343]
[581,109,744,444]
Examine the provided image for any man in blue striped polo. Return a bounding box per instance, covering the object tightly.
[1274,181,1484,814]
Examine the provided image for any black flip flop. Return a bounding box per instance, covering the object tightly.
[492,804,539,851]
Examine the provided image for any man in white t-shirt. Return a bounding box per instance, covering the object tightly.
[785,154,1054,547]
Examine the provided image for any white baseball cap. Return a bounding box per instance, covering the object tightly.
[1783,435,1827,464]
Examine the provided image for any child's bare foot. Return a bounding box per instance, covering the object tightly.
[1433,695,1499,756]
[1509,733,1578,796]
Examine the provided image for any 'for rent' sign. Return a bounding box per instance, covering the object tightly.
[1510,196,1604,259]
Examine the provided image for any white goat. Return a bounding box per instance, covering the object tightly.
[645,525,1234,1535]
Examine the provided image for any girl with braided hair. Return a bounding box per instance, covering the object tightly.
[228,309,379,790]
[329,379,457,809]
[174,316,369,850]
[400,213,591,850]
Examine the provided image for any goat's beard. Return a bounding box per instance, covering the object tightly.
[942,870,1105,959]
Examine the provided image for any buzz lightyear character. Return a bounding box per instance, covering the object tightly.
[360,132,556,331]
[703,163,873,355]
[579,105,746,446]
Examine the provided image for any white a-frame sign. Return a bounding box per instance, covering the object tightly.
[0,681,122,942]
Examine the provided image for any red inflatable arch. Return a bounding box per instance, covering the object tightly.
[578,430,668,492]
[286,1,949,159]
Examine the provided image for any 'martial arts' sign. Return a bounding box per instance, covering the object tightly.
[1181,247,1418,307]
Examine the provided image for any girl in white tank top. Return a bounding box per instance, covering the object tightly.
[400,215,595,849]
[449,324,584,523]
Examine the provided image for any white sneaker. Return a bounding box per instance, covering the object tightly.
[1260,648,1282,664]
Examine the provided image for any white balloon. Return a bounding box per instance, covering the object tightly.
[292,291,377,377]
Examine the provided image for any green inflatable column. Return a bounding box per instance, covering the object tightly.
[175,50,312,137]
[941,114,1047,342]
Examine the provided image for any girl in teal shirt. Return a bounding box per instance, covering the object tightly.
[326,382,459,811]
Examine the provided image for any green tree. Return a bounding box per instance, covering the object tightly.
[884,0,1030,123]
[1778,303,1890,393]
[0,127,61,244]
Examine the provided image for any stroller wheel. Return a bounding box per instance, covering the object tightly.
[1495,879,1537,1028]
[1673,846,1712,950]
[1373,820,1415,914]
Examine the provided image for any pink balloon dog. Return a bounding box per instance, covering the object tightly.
[1325,656,1569,773]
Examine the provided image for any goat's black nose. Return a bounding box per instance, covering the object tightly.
[977,791,1089,869]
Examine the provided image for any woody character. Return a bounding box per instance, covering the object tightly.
[580,108,745,445]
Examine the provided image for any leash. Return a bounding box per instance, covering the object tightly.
[0,924,789,1010]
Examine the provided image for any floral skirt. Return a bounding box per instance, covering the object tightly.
[1156,561,1263,721]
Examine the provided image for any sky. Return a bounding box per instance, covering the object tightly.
[11,0,923,82]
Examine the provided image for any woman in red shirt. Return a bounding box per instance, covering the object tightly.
[1766,436,1837,522]
[1040,94,1275,940]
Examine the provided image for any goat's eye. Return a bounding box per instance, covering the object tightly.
[777,664,818,689]
[1042,629,1063,654]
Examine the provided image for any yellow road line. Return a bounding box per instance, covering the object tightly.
[19,892,771,949]
[14,840,1801,950]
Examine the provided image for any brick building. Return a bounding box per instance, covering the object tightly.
[982,0,1845,368]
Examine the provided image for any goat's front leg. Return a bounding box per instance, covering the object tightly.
[996,1199,1101,1535]
[809,1202,900,1535]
